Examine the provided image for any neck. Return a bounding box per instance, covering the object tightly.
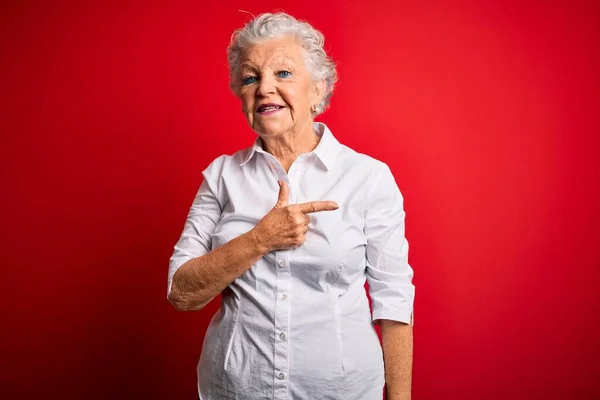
[261,121,320,172]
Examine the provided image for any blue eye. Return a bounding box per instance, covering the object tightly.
[243,76,258,85]
[277,70,292,78]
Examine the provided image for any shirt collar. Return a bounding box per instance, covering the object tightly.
[239,122,342,170]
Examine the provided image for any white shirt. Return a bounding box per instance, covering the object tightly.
[168,122,415,400]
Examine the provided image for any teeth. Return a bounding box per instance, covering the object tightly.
[261,106,280,112]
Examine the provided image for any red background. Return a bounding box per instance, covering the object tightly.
[2,0,599,399]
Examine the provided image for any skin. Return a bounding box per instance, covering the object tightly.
[236,36,325,171]
[381,319,414,400]
[168,35,413,398]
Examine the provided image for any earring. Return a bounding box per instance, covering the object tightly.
[311,104,317,113]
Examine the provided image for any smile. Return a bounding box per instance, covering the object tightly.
[256,104,285,115]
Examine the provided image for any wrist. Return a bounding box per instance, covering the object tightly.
[248,227,270,255]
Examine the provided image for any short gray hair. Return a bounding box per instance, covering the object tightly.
[227,12,338,117]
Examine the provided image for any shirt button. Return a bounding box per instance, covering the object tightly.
[279,294,287,301]
[279,332,286,340]
[278,260,287,268]
[277,372,285,380]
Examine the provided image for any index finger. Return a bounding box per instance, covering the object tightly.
[297,201,339,214]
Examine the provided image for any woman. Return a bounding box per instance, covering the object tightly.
[167,12,415,400]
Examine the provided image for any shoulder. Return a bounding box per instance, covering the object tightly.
[198,146,253,202]
[335,143,401,203]
[201,145,254,178]
[336,143,392,177]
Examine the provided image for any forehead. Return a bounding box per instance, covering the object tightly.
[240,37,305,69]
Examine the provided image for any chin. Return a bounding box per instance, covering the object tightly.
[253,122,290,137]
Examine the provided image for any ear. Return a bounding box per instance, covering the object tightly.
[313,79,326,106]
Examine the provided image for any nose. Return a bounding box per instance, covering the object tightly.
[256,73,276,97]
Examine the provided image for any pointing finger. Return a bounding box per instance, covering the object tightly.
[297,201,339,214]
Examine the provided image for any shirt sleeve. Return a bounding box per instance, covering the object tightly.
[365,163,415,325]
[167,159,224,298]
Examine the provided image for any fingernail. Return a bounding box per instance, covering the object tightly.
[277,180,282,186]
[333,203,339,209]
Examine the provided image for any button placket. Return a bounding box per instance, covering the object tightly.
[274,251,291,398]
[272,155,304,399]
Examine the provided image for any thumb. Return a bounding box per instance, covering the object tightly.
[274,180,289,208]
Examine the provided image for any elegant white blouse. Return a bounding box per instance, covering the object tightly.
[168,122,415,400]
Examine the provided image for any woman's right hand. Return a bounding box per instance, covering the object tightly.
[251,180,339,253]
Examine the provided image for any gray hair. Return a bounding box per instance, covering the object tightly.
[227,12,338,117]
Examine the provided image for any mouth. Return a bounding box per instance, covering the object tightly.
[256,104,285,115]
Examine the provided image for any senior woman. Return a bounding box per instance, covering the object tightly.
[167,12,415,400]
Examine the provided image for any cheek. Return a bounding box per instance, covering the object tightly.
[239,94,253,113]
[281,85,306,109]
[303,83,318,105]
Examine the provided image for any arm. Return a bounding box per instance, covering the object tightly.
[168,178,337,311]
[168,229,267,311]
[364,163,416,398]
[381,319,413,400]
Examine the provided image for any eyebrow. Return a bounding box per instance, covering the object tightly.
[239,63,259,73]
[239,55,298,73]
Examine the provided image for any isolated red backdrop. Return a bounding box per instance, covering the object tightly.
[1,1,599,399]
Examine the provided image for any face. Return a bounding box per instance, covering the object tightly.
[236,37,325,138]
